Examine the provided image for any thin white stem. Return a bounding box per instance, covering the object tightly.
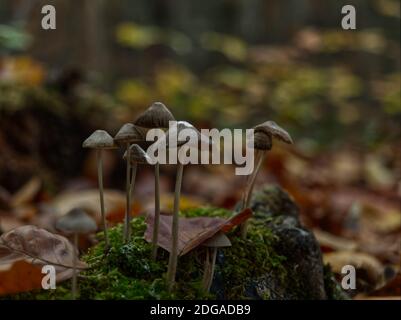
[245,150,265,208]
[240,150,266,239]
[202,248,211,290]
[151,163,160,260]
[97,149,109,249]
[124,142,131,243]
[128,162,137,235]
[167,163,184,292]
[72,233,78,300]
[205,248,217,293]
[241,173,253,211]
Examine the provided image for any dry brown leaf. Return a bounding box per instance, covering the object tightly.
[221,208,252,233]
[361,205,401,233]
[144,208,252,256]
[10,177,41,208]
[0,225,86,295]
[51,189,126,224]
[313,229,358,251]
[323,251,385,289]
[0,216,25,233]
[0,260,44,295]
[326,188,401,233]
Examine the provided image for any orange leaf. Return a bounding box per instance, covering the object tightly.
[0,225,86,296]
[0,260,43,295]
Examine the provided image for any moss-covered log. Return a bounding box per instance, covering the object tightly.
[4,185,346,300]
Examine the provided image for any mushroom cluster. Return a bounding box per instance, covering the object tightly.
[78,102,292,293]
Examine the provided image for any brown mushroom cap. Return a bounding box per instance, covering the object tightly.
[253,121,293,144]
[202,232,232,248]
[134,102,175,129]
[248,130,272,150]
[56,208,97,234]
[82,130,117,149]
[123,144,152,164]
[114,123,144,145]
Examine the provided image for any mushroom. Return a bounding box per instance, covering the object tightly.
[134,101,175,129]
[114,123,144,243]
[134,102,175,259]
[122,144,151,240]
[56,208,97,300]
[82,130,117,249]
[240,121,293,238]
[202,232,231,293]
[152,121,211,291]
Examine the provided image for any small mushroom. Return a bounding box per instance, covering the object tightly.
[134,102,176,260]
[123,144,151,238]
[83,130,117,249]
[134,101,175,129]
[202,232,231,293]
[240,121,293,238]
[114,123,143,243]
[56,208,97,300]
[153,121,211,291]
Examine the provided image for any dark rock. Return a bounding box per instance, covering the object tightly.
[212,185,344,299]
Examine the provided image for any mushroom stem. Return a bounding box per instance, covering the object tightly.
[124,142,131,243]
[151,162,160,260]
[202,248,211,289]
[203,248,217,292]
[128,162,137,220]
[240,150,265,239]
[167,162,184,292]
[97,149,110,249]
[72,232,78,300]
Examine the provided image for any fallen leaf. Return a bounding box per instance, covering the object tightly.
[364,154,395,189]
[0,260,43,295]
[323,251,386,291]
[10,177,41,208]
[313,229,358,252]
[371,271,401,297]
[144,208,251,256]
[0,225,86,295]
[0,216,24,233]
[221,208,252,233]
[51,189,126,224]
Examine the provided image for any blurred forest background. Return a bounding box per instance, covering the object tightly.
[0,0,400,299]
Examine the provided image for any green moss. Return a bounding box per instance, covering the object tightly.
[4,207,289,300]
[323,264,350,300]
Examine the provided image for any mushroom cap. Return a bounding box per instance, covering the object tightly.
[202,232,232,248]
[153,121,211,149]
[82,130,117,149]
[253,121,293,144]
[248,130,272,150]
[114,123,144,145]
[123,144,152,164]
[134,102,175,129]
[56,208,97,234]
